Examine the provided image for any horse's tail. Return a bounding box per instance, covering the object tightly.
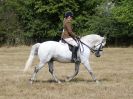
[24,43,41,72]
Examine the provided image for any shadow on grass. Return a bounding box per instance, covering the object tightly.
[32,78,110,84]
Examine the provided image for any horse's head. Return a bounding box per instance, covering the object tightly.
[81,34,106,57]
[93,36,106,57]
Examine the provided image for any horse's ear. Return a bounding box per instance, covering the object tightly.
[103,36,107,40]
[102,36,107,42]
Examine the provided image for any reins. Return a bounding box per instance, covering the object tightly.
[78,39,104,54]
[78,40,95,53]
[61,37,103,54]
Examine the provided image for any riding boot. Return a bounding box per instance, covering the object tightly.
[71,46,79,62]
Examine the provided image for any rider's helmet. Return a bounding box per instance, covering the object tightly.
[65,11,73,18]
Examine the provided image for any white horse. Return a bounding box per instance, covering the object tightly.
[24,34,106,84]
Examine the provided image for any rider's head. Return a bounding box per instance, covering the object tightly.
[65,11,73,18]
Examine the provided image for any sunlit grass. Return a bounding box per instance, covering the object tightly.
[0,47,133,99]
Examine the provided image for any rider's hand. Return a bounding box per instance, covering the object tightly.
[76,35,80,39]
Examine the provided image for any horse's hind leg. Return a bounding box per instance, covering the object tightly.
[65,62,80,82]
[48,61,61,83]
[30,62,45,84]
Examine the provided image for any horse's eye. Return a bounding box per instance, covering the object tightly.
[92,46,96,49]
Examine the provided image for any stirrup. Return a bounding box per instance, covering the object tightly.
[71,58,80,63]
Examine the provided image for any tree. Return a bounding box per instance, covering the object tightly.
[6,0,103,43]
[111,0,133,45]
[112,0,133,27]
[0,0,23,46]
[0,0,133,46]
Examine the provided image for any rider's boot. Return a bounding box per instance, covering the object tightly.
[71,46,80,63]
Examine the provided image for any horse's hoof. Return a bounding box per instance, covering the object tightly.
[30,80,34,84]
[29,79,34,84]
[65,76,71,82]
[65,78,71,82]
[58,81,62,84]
[96,80,100,85]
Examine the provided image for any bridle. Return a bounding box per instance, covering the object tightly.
[79,39,104,55]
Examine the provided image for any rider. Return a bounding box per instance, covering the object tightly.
[61,11,80,62]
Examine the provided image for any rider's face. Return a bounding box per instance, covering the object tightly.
[67,16,73,20]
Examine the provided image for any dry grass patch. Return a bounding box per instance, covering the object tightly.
[0,47,133,99]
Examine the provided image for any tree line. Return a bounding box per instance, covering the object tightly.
[0,0,133,46]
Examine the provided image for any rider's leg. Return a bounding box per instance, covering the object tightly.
[64,38,80,62]
[71,46,79,62]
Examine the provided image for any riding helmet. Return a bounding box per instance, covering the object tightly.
[65,11,73,18]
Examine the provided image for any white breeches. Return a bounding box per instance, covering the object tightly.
[64,38,78,46]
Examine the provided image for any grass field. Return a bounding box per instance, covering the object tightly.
[0,46,133,99]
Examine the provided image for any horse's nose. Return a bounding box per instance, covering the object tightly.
[95,52,101,57]
[96,54,100,57]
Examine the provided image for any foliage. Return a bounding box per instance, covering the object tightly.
[112,0,133,27]
[0,0,23,46]
[0,0,133,46]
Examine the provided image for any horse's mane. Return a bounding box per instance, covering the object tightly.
[81,34,102,43]
[82,34,101,38]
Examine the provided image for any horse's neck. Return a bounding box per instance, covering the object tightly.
[81,35,99,47]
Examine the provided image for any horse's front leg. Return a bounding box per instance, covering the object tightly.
[82,60,99,84]
[48,61,61,83]
[65,62,80,82]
